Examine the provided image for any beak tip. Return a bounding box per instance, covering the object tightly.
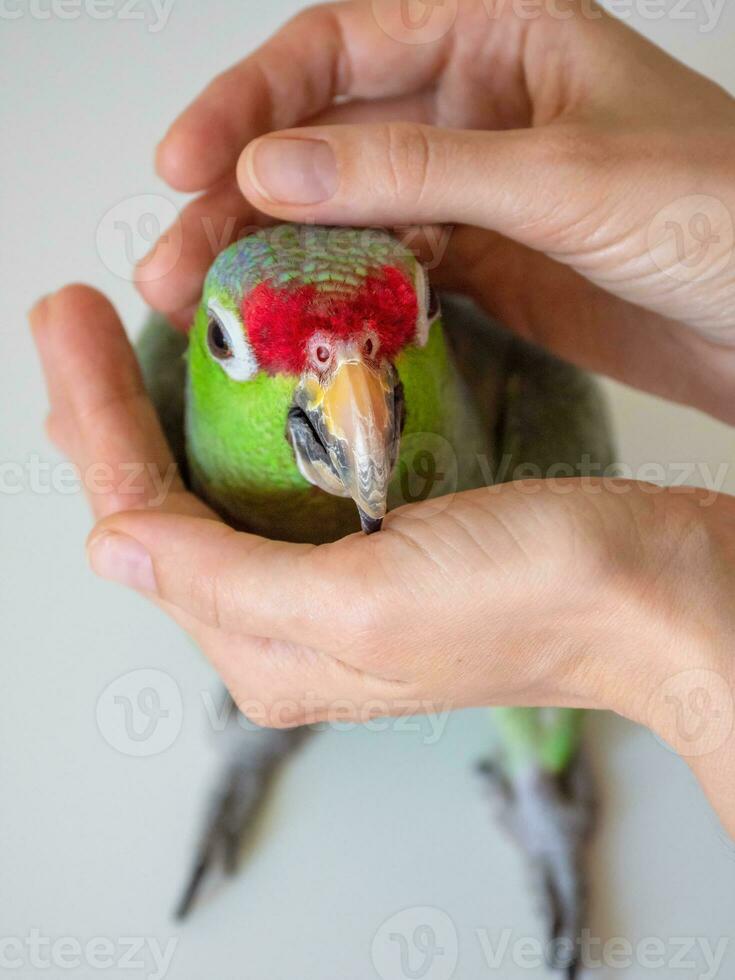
[358,510,384,535]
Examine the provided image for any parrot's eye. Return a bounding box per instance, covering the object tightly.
[205,298,260,382]
[207,317,233,360]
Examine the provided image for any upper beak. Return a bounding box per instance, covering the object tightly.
[288,353,403,534]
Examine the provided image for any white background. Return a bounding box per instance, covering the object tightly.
[2,1,735,978]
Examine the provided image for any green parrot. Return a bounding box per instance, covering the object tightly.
[137,224,614,978]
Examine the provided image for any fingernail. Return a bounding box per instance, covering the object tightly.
[88,532,157,593]
[247,137,338,204]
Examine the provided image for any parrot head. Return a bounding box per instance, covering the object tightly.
[187,225,442,536]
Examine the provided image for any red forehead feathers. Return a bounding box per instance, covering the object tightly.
[243,266,418,374]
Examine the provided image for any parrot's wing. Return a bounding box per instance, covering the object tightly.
[439,292,615,477]
[135,317,311,918]
[136,313,188,478]
[441,293,616,979]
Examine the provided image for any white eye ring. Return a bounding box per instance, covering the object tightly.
[206,298,259,381]
[413,263,439,348]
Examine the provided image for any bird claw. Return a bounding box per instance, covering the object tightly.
[174,703,307,919]
[478,753,596,978]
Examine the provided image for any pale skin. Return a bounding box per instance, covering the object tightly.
[30,1,735,833]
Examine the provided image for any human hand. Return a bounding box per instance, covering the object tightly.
[140,0,735,423]
[31,285,735,835]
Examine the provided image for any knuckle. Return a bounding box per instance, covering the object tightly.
[518,126,622,244]
[186,526,241,631]
[379,122,434,207]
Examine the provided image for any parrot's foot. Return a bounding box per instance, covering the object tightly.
[175,702,308,920]
[477,753,596,979]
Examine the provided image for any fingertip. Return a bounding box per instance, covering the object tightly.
[88,512,229,572]
[155,131,204,192]
[134,267,196,321]
[86,528,158,594]
[156,115,233,192]
[49,282,114,317]
[33,285,119,347]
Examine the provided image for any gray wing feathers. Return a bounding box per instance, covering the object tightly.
[135,314,188,474]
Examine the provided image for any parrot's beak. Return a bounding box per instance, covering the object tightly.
[287,353,404,534]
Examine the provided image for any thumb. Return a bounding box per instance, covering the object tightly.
[86,510,363,648]
[237,122,589,251]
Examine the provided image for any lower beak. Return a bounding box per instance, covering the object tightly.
[288,357,403,534]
